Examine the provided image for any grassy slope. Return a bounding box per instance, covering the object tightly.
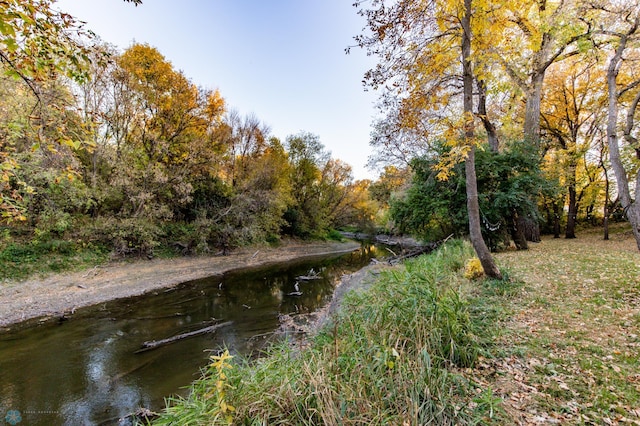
[153,225,640,425]
[482,224,640,424]
[155,240,495,425]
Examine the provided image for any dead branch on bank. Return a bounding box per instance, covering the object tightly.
[381,234,454,265]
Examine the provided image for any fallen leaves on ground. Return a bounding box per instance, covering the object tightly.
[473,225,640,425]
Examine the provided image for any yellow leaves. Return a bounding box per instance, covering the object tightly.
[434,144,472,181]
[432,111,482,181]
[120,43,174,88]
[117,43,227,171]
[206,349,235,424]
[206,89,226,122]
[464,257,485,280]
[376,344,401,371]
[58,137,83,151]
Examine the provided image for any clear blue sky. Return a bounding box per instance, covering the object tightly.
[55,0,379,180]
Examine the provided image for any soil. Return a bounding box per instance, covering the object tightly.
[305,262,390,331]
[0,240,363,331]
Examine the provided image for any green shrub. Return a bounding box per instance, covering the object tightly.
[82,217,162,258]
[324,229,344,241]
[162,222,198,255]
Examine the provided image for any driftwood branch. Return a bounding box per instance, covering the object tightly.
[297,268,321,281]
[386,234,454,265]
[135,321,232,353]
[296,274,322,281]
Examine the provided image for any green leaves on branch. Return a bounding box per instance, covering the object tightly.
[391,141,551,247]
[0,0,95,86]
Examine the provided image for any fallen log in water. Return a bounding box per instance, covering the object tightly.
[340,232,423,248]
[296,268,322,281]
[135,321,232,353]
[296,275,322,281]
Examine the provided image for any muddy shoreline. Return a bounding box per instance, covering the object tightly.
[0,240,361,331]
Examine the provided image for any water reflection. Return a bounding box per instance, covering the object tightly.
[60,328,150,425]
[0,245,385,425]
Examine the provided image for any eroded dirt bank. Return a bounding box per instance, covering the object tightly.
[0,240,360,330]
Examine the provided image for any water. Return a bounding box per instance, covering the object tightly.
[0,245,383,425]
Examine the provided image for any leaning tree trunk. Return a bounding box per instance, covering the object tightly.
[466,147,502,278]
[462,0,502,279]
[606,21,640,250]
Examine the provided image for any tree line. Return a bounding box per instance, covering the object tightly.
[2,0,640,270]
[0,34,376,257]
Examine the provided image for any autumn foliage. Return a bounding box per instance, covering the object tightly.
[0,41,373,259]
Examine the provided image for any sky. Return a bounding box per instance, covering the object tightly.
[55,0,380,180]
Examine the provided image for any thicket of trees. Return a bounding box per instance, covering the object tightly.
[0,34,375,257]
[354,0,640,275]
[2,0,640,268]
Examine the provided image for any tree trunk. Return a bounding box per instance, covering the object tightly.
[606,22,640,250]
[523,75,545,144]
[603,167,610,241]
[462,0,502,279]
[553,202,562,239]
[566,183,577,239]
[466,148,502,278]
[510,211,529,250]
[477,78,499,152]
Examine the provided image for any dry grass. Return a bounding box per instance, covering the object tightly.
[479,224,640,425]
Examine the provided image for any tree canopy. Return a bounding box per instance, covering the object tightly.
[355,0,640,255]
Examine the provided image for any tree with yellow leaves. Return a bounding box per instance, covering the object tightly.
[541,57,608,239]
[355,0,502,278]
[591,0,640,250]
[112,43,226,219]
[489,0,592,144]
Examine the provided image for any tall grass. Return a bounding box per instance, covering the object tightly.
[154,240,497,425]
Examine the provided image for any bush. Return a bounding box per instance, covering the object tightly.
[162,222,198,255]
[464,257,484,280]
[325,229,344,241]
[33,208,73,241]
[391,140,551,247]
[82,217,162,258]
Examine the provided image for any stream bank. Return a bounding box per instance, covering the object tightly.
[0,241,384,426]
[0,240,360,330]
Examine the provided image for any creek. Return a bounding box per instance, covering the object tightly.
[0,244,385,425]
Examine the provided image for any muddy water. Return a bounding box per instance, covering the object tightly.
[0,245,383,425]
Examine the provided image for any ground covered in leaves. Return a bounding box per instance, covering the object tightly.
[479,225,640,425]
